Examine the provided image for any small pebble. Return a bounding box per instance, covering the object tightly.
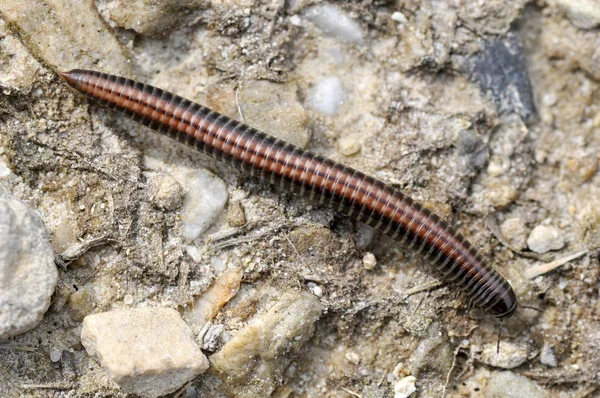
[391,11,408,24]
[485,180,518,208]
[148,173,184,211]
[227,200,246,227]
[527,225,565,254]
[478,342,529,369]
[311,285,323,297]
[345,351,360,365]
[307,76,348,116]
[394,375,417,398]
[177,169,228,241]
[540,342,557,367]
[500,218,528,251]
[362,252,377,270]
[304,3,364,44]
[337,135,361,156]
[563,157,597,185]
[289,14,302,27]
[49,348,63,363]
[123,294,134,305]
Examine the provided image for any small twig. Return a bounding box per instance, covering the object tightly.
[21,382,73,390]
[442,342,468,398]
[485,215,551,261]
[523,250,588,280]
[57,235,118,266]
[340,387,363,398]
[174,379,195,398]
[235,84,245,123]
[0,344,37,352]
[402,281,444,300]
[283,232,307,268]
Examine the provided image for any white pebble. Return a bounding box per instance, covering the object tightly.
[312,285,323,297]
[394,375,417,398]
[391,11,408,24]
[0,161,10,177]
[526,225,565,254]
[307,76,348,116]
[540,342,557,367]
[289,14,302,27]
[362,252,377,270]
[176,169,228,241]
[304,4,364,44]
[49,348,63,362]
[123,294,134,305]
[337,135,361,156]
[345,351,360,365]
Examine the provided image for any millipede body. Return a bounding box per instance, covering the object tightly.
[60,69,518,319]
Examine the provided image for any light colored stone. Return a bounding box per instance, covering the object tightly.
[527,225,565,254]
[227,200,246,227]
[188,268,242,328]
[307,76,348,116]
[50,348,63,363]
[211,291,322,397]
[81,308,209,398]
[239,80,311,148]
[337,135,361,156]
[484,180,518,208]
[394,375,417,398]
[0,186,57,339]
[0,0,132,75]
[174,168,228,241]
[97,0,205,36]
[362,252,377,270]
[500,217,528,251]
[555,0,600,29]
[478,342,529,369]
[540,342,557,367]
[305,4,364,44]
[484,371,548,397]
[147,172,184,211]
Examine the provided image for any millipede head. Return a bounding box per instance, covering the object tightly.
[487,285,518,320]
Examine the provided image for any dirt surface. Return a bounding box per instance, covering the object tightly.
[0,0,599,397]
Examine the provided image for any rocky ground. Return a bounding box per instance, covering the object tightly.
[0,0,599,397]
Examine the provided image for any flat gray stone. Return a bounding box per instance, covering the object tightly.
[0,186,57,339]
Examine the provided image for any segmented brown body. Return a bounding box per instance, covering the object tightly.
[60,69,518,319]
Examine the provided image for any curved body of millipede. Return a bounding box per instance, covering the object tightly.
[60,69,518,319]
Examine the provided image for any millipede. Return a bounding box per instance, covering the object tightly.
[60,69,518,320]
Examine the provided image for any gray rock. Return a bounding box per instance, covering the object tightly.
[471,33,536,122]
[81,307,209,398]
[0,186,57,339]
